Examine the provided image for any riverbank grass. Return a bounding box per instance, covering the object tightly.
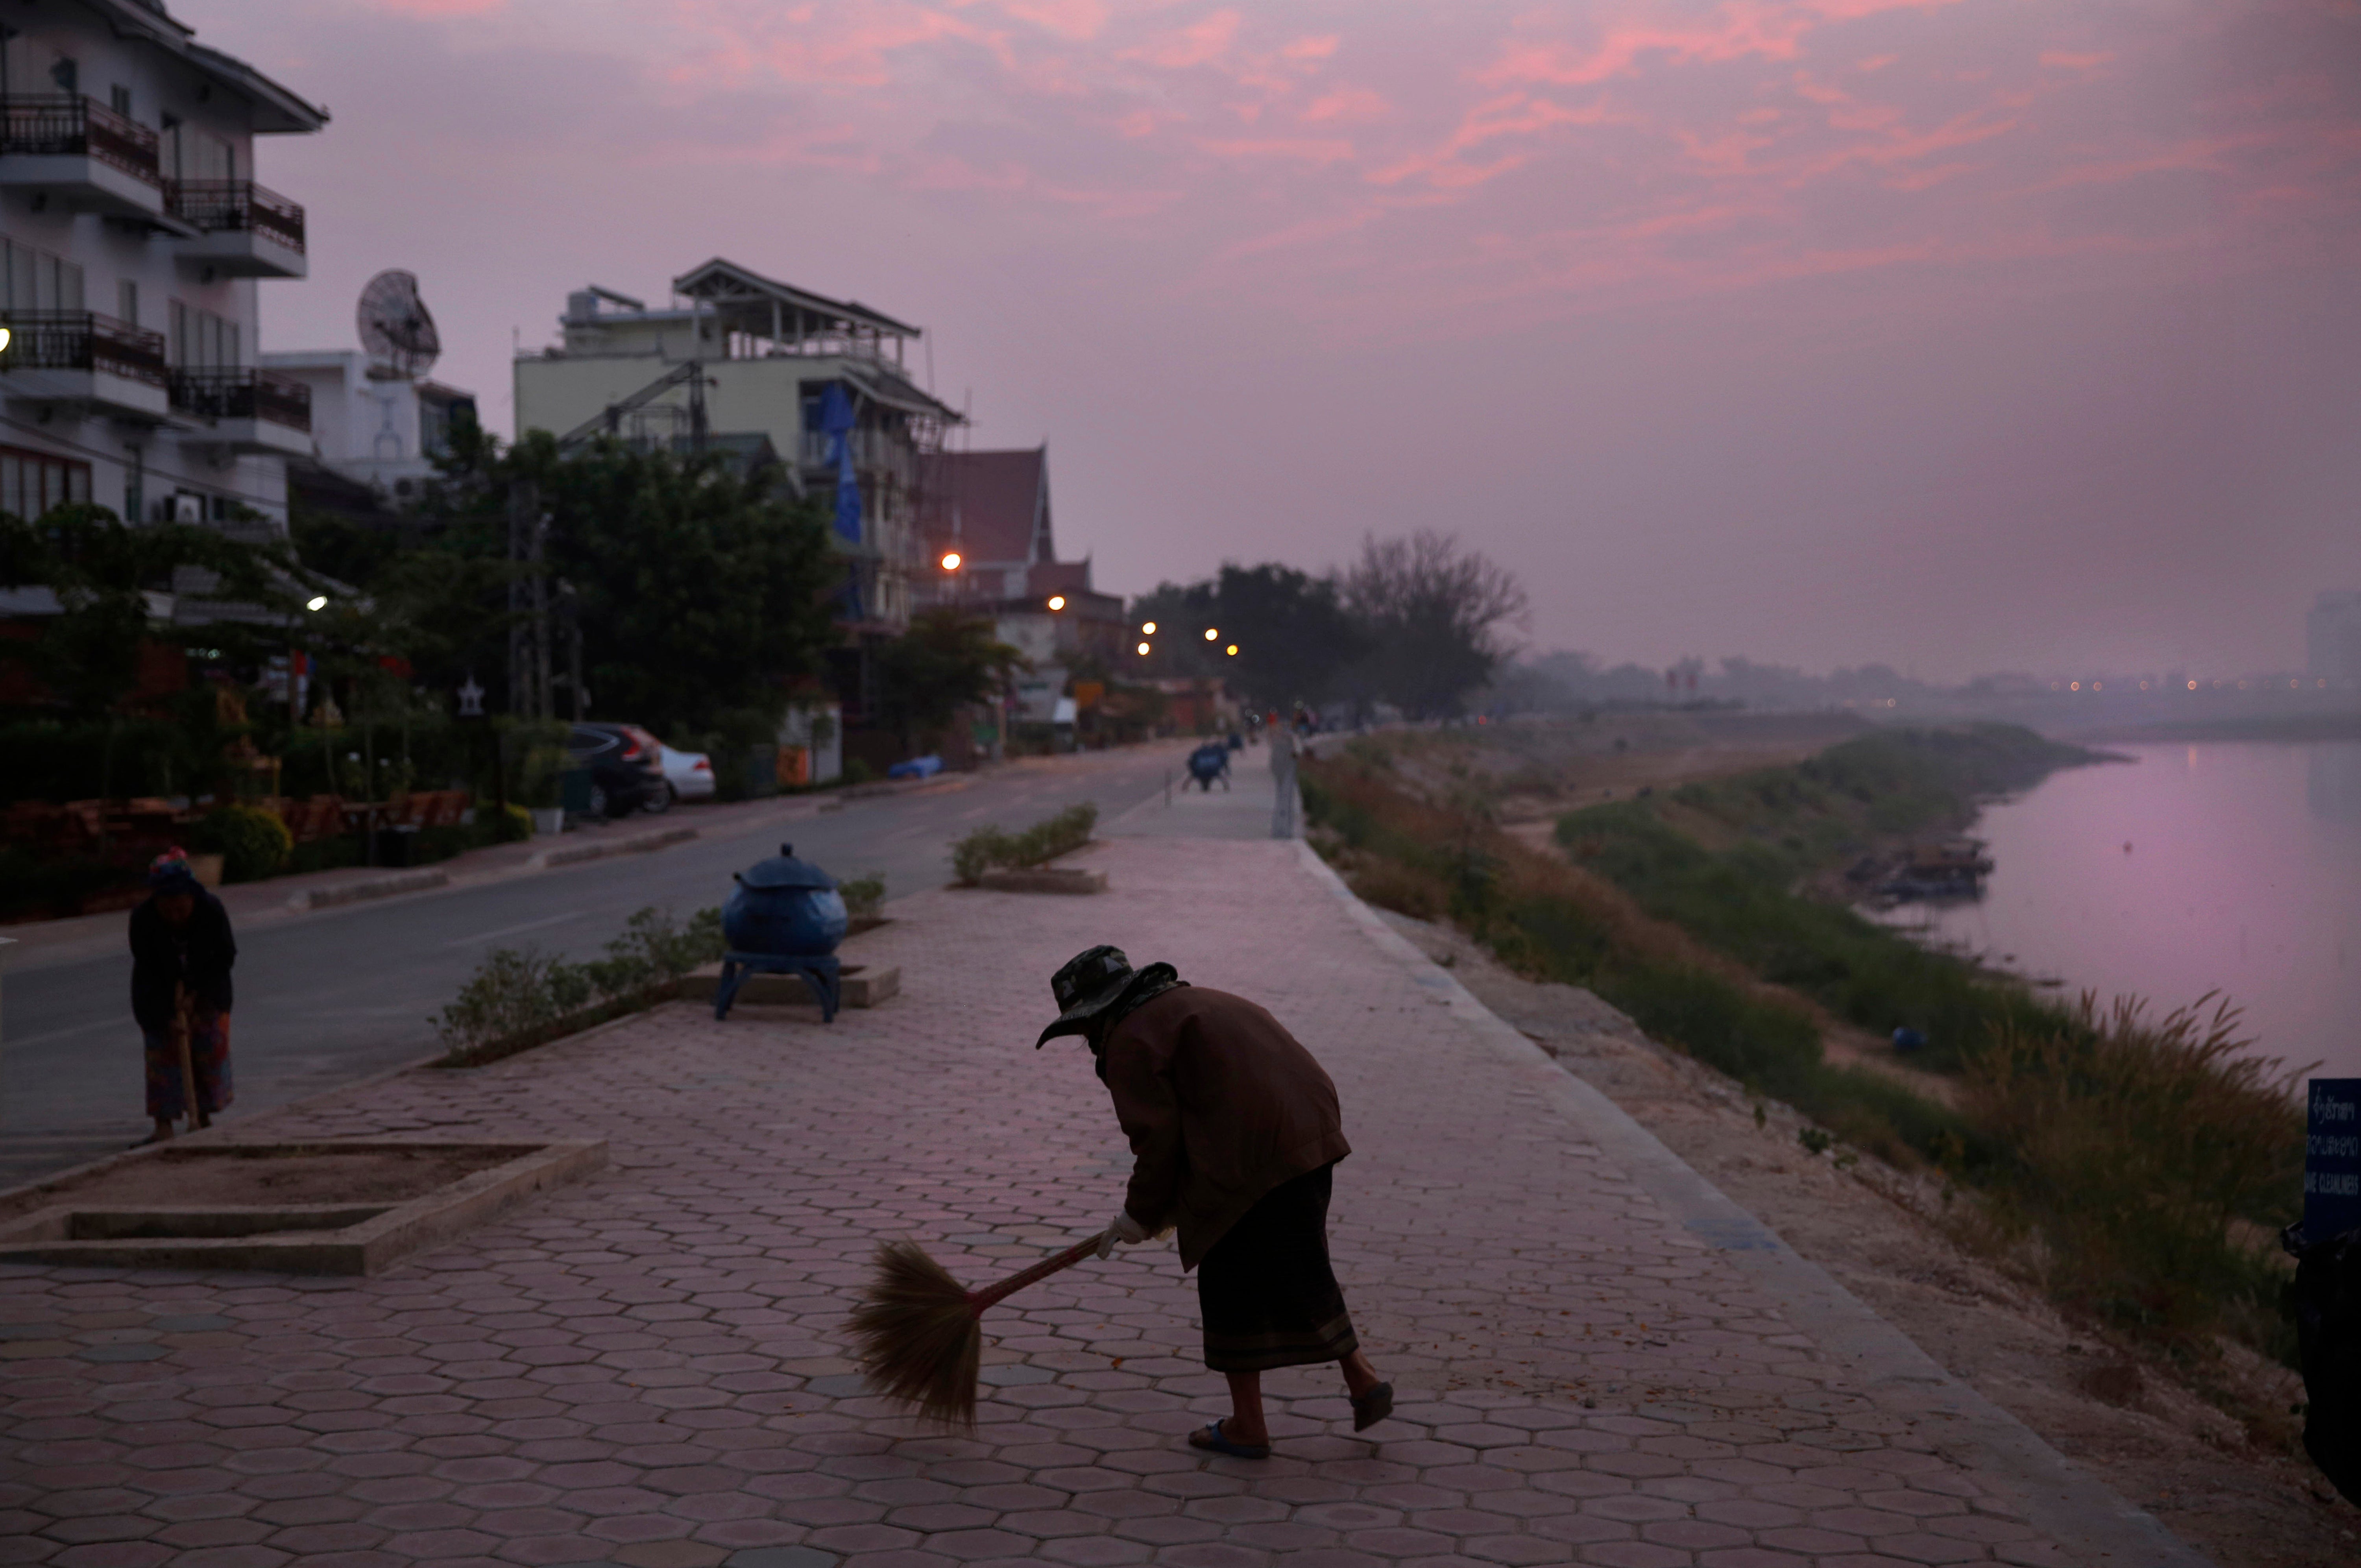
[1304,724,2306,1361]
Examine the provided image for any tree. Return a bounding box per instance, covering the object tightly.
[0,503,309,718]
[396,429,844,741]
[870,609,1026,753]
[1341,530,1527,717]
[1127,563,1369,711]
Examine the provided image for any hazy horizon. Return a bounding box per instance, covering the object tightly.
[201,0,2361,682]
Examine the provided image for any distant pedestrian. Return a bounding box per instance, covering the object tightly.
[129,848,236,1144]
[1037,945,1391,1458]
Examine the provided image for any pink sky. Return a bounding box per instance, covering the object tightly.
[201,0,2361,680]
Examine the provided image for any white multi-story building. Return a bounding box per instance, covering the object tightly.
[0,0,324,537]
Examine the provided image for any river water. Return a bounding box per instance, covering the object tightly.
[1876,741,2361,1081]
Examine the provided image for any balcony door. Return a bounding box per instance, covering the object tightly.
[0,238,85,312]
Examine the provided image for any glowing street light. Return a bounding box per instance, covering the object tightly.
[1047,595,1066,611]
[1136,641,1151,656]
[1203,627,1218,641]
[305,595,328,612]
[939,550,962,571]
[1141,621,1156,634]
[1225,644,1238,656]
[0,326,11,355]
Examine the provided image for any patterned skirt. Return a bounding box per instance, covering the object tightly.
[144,1010,232,1120]
[1196,1162,1359,1373]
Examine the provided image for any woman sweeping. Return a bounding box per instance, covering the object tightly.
[129,848,236,1145]
[1036,945,1392,1457]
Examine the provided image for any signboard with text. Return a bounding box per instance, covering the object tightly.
[2306,1078,2361,1242]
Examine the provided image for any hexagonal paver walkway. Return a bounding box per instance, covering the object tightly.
[0,835,2203,1567]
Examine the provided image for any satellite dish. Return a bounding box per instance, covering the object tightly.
[356,269,440,379]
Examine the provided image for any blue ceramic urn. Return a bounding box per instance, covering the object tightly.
[723,843,848,958]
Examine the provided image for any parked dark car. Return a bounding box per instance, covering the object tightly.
[567,723,669,818]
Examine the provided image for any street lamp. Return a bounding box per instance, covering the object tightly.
[1141,621,1156,635]
[1203,628,1218,641]
[1225,644,1238,656]
[939,551,962,571]
[1047,595,1066,611]
[305,595,328,612]
[1136,641,1151,656]
[0,326,11,355]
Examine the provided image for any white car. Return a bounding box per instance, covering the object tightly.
[658,744,716,804]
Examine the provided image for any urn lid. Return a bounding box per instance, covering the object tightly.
[735,842,837,891]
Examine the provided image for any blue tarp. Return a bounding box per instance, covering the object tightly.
[818,383,863,547]
[887,754,943,780]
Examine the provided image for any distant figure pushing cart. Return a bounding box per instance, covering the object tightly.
[1037,945,1391,1458]
[128,849,236,1145]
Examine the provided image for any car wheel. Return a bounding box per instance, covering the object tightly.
[643,784,673,814]
[587,783,610,818]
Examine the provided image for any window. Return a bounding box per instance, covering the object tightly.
[0,445,93,523]
[0,239,86,313]
[50,57,78,94]
[110,84,132,117]
[168,300,239,368]
[116,279,138,327]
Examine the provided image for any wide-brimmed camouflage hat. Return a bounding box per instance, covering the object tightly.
[1035,945,1140,1048]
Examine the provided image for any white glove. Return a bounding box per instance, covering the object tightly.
[1096,1209,1150,1260]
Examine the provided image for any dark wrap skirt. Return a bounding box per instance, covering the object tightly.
[1195,1162,1358,1373]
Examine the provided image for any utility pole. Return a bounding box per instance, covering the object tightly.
[531,506,552,722]
[507,477,534,717]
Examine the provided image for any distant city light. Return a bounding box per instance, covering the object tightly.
[2188,680,2198,690]
[2091,681,2102,691]
[1136,641,1151,656]
[305,595,328,612]
[2070,681,2080,691]
[939,551,962,571]
[1141,621,1156,634]
[1203,628,1218,641]
[1047,595,1066,611]
[1225,644,1238,656]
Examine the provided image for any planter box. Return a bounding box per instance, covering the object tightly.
[977,866,1107,895]
[680,962,900,1010]
[0,1139,606,1276]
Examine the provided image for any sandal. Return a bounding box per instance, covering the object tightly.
[1351,1381,1394,1432]
[1187,1419,1271,1459]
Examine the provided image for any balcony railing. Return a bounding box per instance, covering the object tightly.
[166,179,305,253]
[0,94,161,185]
[169,367,312,431]
[0,310,170,387]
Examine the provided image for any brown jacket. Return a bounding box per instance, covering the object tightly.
[1101,985,1350,1270]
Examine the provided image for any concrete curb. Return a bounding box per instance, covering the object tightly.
[525,824,697,870]
[285,868,448,911]
[1291,837,2211,1568]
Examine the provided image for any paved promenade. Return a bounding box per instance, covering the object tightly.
[0,817,2198,1563]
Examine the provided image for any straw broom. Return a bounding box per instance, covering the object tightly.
[849,1227,1111,1428]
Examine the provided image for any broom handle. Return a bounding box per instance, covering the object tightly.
[968,1231,1110,1315]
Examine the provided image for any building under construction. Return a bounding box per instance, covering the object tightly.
[512,259,963,724]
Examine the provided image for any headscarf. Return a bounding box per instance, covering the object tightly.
[146,848,201,894]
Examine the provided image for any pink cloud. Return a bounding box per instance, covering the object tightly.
[1301,86,1389,124]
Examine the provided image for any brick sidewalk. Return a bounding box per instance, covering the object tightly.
[0,837,2195,1567]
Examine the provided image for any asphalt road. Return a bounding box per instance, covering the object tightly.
[0,739,1253,1186]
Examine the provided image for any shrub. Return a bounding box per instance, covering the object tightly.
[951,827,1016,886]
[197,804,292,883]
[490,802,534,844]
[951,803,1097,885]
[837,872,886,921]
[433,904,723,1057]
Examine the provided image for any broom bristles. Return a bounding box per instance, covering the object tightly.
[848,1240,984,1428]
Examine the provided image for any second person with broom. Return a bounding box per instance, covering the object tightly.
[1036,945,1392,1457]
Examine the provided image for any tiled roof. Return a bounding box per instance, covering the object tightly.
[937,448,1050,566]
